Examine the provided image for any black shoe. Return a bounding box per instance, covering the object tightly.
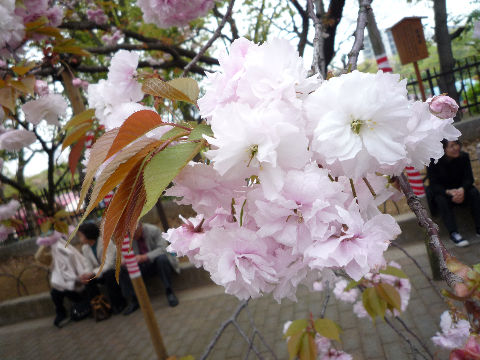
[450,231,470,247]
[166,292,179,307]
[123,301,139,316]
[54,313,69,328]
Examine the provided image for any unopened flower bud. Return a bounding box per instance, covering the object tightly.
[72,78,83,87]
[427,95,458,119]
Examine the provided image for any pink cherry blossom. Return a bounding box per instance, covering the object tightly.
[427,95,459,119]
[0,129,36,150]
[87,8,108,25]
[22,94,67,126]
[36,231,63,247]
[34,80,49,96]
[15,0,63,27]
[164,215,207,267]
[0,0,25,58]
[101,29,123,46]
[432,311,471,350]
[450,336,480,360]
[0,199,20,220]
[333,279,359,303]
[137,0,215,28]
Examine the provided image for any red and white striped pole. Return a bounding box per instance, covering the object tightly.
[376,54,426,198]
[122,236,168,359]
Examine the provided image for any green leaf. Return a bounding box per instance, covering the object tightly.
[167,78,200,102]
[142,78,196,104]
[379,266,408,279]
[375,283,402,312]
[54,210,69,219]
[188,124,213,141]
[345,280,359,291]
[62,109,95,133]
[314,318,342,343]
[141,140,205,218]
[284,319,308,338]
[287,333,303,360]
[299,332,316,360]
[362,287,387,321]
[160,126,190,141]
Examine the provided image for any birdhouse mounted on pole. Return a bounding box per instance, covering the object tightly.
[389,17,428,65]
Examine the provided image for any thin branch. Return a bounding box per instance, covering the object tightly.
[390,242,443,301]
[397,173,462,289]
[395,316,434,359]
[384,317,429,360]
[213,4,239,41]
[0,173,49,214]
[320,281,331,318]
[182,0,236,76]
[307,0,325,77]
[200,300,249,360]
[346,0,372,71]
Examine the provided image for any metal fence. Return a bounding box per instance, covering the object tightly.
[406,56,480,118]
[8,181,106,241]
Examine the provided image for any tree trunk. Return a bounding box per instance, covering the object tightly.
[365,8,385,56]
[433,0,461,119]
[323,0,346,72]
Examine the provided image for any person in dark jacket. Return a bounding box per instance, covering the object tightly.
[427,140,480,247]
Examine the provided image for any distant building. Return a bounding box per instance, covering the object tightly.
[385,30,397,55]
[361,29,398,61]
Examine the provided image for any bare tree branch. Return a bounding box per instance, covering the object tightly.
[213,4,240,41]
[397,173,462,289]
[307,0,325,77]
[347,0,372,71]
[182,0,236,76]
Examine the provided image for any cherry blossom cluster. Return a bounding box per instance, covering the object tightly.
[164,37,459,301]
[136,0,215,28]
[332,261,411,318]
[432,311,471,350]
[0,199,20,242]
[0,0,63,58]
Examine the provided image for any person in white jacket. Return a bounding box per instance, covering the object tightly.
[36,231,93,328]
[77,222,127,314]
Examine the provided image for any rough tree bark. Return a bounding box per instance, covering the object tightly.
[433,0,461,119]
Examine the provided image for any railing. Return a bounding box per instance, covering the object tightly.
[406,56,480,118]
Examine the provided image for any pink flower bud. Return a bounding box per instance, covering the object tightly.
[34,80,49,96]
[427,95,459,119]
[72,78,83,87]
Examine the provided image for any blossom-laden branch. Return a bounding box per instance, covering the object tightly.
[182,0,236,76]
[307,0,325,77]
[347,0,372,71]
[397,173,462,289]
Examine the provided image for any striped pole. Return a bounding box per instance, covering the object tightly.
[376,54,426,198]
[122,236,168,359]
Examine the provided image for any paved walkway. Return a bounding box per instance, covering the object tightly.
[1,231,479,360]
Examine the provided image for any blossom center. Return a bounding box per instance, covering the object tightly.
[246,144,258,167]
[350,118,365,134]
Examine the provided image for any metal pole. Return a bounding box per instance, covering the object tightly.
[122,236,168,359]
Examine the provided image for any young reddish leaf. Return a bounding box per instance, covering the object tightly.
[299,332,317,360]
[375,283,402,312]
[9,75,35,95]
[68,135,86,176]
[105,110,164,160]
[54,220,69,234]
[62,109,95,133]
[141,140,206,218]
[30,26,63,39]
[362,287,387,321]
[77,128,119,211]
[284,319,308,338]
[0,87,16,112]
[287,333,304,360]
[62,122,92,150]
[314,318,342,342]
[86,138,160,220]
[142,78,195,104]
[98,159,146,276]
[379,266,408,279]
[167,78,200,102]
[54,210,69,219]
